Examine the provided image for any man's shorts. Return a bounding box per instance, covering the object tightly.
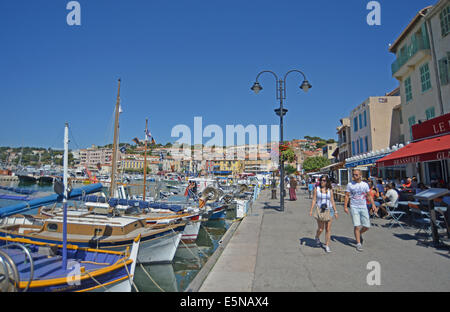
[350,206,371,228]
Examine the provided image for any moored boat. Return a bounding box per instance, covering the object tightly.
[0,211,186,264]
[0,235,140,292]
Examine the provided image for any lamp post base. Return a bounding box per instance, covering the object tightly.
[271,189,277,199]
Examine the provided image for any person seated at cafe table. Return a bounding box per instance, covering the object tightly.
[376,179,385,197]
[378,183,399,219]
[402,178,412,189]
[411,176,418,189]
[415,182,429,194]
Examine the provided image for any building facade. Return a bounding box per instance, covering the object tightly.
[389,4,450,143]
[426,0,450,114]
[80,145,113,169]
[387,1,450,180]
[337,118,352,163]
[322,142,338,161]
[349,95,401,157]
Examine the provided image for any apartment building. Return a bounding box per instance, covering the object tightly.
[322,142,338,161]
[389,2,450,143]
[80,145,113,169]
[426,0,450,113]
[336,118,351,163]
[385,0,450,180]
[349,95,401,157]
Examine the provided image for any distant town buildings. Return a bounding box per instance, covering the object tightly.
[322,142,338,161]
[336,118,351,163]
[80,145,113,169]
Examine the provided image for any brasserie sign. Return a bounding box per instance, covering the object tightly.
[412,113,450,141]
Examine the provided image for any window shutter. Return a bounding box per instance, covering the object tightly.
[438,58,449,85]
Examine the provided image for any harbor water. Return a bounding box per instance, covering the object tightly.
[0,179,235,292]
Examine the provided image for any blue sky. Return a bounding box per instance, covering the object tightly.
[0,0,437,149]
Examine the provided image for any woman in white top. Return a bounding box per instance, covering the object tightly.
[309,175,338,253]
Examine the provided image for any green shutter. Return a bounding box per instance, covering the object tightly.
[420,63,432,92]
[426,107,435,120]
[405,77,413,102]
[439,57,449,85]
[408,116,416,140]
[441,5,450,37]
[421,23,430,48]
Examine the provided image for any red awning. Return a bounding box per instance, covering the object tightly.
[376,134,450,167]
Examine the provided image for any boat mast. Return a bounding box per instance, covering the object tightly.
[143,118,148,201]
[110,79,121,197]
[62,122,69,269]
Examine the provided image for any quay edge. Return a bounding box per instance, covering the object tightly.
[184,218,242,292]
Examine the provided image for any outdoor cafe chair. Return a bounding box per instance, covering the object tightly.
[385,201,407,229]
[408,205,445,239]
[433,197,449,238]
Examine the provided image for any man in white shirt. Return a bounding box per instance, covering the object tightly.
[378,183,399,218]
[344,169,376,252]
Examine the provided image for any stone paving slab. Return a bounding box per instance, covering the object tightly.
[200,189,450,292]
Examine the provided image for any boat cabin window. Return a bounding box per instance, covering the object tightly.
[47,223,58,232]
[94,228,103,236]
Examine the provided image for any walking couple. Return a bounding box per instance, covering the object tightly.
[309,169,376,253]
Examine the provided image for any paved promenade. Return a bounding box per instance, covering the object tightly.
[199,188,450,292]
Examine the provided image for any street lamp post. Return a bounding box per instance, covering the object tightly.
[251,70,311,211]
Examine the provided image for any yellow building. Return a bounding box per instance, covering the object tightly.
[121,158,144,170]
[243,158,274,173]
[212,159,244,174]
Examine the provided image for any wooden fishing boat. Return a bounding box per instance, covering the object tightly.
[77,196,204,243]
[0,211,185,264]
[0,235,140,292]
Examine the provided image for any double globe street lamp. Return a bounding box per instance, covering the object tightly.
[251,70,312,212]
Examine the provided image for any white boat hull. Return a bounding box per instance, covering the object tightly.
[181,219,201,243]
[88,275,133,292]
[136,231,182,264]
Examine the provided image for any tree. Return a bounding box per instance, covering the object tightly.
[302,156,331,172]
[281,146,296,163]
[304,136,322,142]
[315,141,327,149]
[284,164,297,175]
[279,143,297,163]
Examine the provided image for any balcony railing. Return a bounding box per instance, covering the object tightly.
[391,38,430,75]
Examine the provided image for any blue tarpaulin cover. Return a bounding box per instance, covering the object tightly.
[0,183,103,218]
[75,195,184,213]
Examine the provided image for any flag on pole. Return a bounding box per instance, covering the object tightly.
[132,137,141,145]
[145,128,152,141]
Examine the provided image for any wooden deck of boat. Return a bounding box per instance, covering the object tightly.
[37,223,183,243]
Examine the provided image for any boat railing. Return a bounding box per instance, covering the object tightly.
[0,242,34,292]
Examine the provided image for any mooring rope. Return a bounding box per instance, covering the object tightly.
[85,270,108,292]
[172,228,203,264]
[120,256,139,292]
[139,263,166,292]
